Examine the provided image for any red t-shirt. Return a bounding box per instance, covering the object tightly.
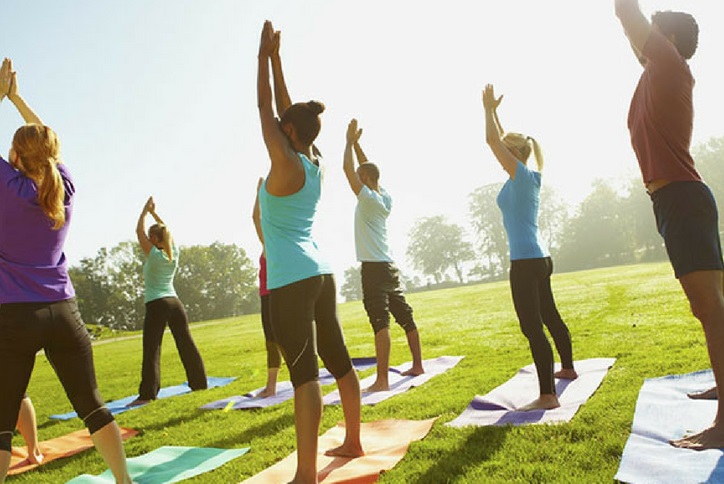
[258,254,270,297]
[627,29,700,184]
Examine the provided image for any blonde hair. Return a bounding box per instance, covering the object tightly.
[502,132,544,171]
[12,124,66,229]
[149,223,174,261]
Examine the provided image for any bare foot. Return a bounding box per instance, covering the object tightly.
[363,380,389,392]
[554,368,578,380]
[27,448,44,465]
[517,394,560,411]
[401,366,424,377]
[255,387,276,398]
[324,441,364,458]
[688,386,717,400]
[670,424,724,450]
[126,398,150,407]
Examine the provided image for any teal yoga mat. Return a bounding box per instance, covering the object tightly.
[66,446,250,483]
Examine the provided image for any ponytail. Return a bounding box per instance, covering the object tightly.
[527,136,545,172]
[150,224,174,261]
[12,125,66,229]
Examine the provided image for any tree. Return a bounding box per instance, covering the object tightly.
[695,136,724,234]
[538,186,570,256]
[341,265,362,302]
[468,183,508,279]
[406,215,475,284]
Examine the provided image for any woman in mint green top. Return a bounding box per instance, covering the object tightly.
[129,196,207,406]
[257,21,362,481]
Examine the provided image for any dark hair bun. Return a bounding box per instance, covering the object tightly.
[306,100,325,115]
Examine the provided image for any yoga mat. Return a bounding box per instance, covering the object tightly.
[615,369,724,484]
[242,418,436,483]
[50,377,236,420]
[67,445,250,483]
[324,355,464,406]
[9,427,137,476]
[201,358,377,411]
[447,357,615,427]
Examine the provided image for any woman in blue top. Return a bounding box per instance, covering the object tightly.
[483,84,577,411]
[0,58,131,482]
[130,196,207,406]
[257,21,363,482]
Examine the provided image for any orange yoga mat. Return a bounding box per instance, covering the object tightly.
[9,427,138,475]
[243,418,436,483]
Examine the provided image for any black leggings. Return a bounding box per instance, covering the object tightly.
[0,299,113,452]
[509,257,574,395]
[260,294,282,369]
[270,275,353,389]
[361,262,417,334]
[138,297,207,400]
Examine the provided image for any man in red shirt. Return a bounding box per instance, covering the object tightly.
[616,0,724,450]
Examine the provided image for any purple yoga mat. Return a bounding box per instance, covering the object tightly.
[201,357,378,410]
[324,355,464,406]
[447,357,615,427]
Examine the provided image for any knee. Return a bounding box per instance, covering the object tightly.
[0,431,12,452]
[83,406,114,435]
[398,318,417,333]
[317,344,353,381]
[689,294,724,325]
[371,317,390,334]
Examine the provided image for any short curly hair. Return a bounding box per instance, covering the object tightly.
[652,11,699,59]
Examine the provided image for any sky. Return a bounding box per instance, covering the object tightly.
[1,0,723,283]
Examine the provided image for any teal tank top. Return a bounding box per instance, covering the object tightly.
[143,245,179,303]
[259,153,333,289]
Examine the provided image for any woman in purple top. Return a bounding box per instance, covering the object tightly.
[0,58,131,483]
[483,84,577,412]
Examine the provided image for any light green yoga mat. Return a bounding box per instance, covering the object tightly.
[66,446,250,483]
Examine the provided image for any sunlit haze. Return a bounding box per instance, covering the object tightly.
[1,0,722,282]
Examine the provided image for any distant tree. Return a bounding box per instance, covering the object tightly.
[468,183,507,279]
[406,215,475,284]
[341,265,363,302]
[538,186,570,255]
[695,136,724,233]
[556,180,636,271]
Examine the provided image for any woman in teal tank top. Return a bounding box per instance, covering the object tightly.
[257,21,363,481]
[129,196,207,406]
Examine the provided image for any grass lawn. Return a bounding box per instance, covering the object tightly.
[12,261,709,483]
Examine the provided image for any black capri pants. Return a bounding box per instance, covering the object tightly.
[270,274,353,389]
[0,299,113,452]
[361,262,417,334]
[509,257,574,395]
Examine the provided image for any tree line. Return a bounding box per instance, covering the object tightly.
[341,136,724,299]
[70,242,258,331]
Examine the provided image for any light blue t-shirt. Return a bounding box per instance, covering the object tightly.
[259,153,333,290]
[355,185,393,263]
[496,161,549,261]
[143,245,179,303]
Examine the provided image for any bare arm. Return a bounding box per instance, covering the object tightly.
[252,177,265,246]
[343,119,364,195]
[1,59,43,125]
[270,32,292,117]
[482,85,518,178]
[257,21,304,196]
[136,197,154,256]
[615,0,652,64]
[353,140,368,166]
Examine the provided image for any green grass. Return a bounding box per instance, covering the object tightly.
[12,262,709,483]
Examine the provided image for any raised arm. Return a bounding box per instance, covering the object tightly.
[1,59,43,125]
[257,21,304,195]
[483,85,518,178]
[270,32,292,118]
[343,119,364,195]
[252,177,265,246]
[136,197,154,256]
[615,0,652,65]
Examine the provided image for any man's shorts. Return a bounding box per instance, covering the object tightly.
[651,181,724,278]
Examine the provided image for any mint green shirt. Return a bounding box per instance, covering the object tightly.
[143,245,179,303]
[355,185,393,262]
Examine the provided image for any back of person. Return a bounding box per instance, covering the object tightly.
[143,245,179,303]
[260,152,332,289]
[354,185,393,263]
[0,159,75,303]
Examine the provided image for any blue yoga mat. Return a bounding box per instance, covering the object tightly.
[50,377,236,420]
[66,445,249,483]
[615,369,724,483]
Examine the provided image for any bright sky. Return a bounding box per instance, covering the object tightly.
[1,1,723,282]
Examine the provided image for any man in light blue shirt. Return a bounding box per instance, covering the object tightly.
[343,119,424,392]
